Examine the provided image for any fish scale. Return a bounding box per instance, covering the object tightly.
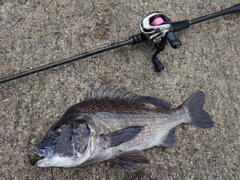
[90,112,186,151]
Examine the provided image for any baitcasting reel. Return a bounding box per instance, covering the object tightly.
[1,3,240,84]
[140,13,182,71]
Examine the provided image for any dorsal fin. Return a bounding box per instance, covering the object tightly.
[135,96,172,108]
[78,87,172,114]
[86,87,171,108]
[87,87,137,100]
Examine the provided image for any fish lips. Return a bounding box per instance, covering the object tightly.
[34,146,54,159]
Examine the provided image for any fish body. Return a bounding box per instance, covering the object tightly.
[34,88,213,170]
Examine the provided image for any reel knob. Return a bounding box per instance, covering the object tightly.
[152,56,164,72]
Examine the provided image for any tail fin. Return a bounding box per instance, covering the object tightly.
[181,91,214,128]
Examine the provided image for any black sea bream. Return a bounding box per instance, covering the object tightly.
[34,87,213,170]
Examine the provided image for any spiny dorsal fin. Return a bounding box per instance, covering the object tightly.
[82,87,172,113]
[87,87,136,100]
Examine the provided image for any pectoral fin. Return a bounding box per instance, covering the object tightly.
[114,150,150,170]
[100,126,144,148]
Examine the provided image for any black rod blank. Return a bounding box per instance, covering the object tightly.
[0,34,145,84]
[0,40,131,84]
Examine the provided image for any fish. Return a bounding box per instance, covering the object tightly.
[34,87,214,170]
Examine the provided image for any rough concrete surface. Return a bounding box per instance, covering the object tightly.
[0,0,239,179]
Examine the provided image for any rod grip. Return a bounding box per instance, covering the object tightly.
[223,3,240,14]
[190,3,240,25]
[172,20,191,32]
[166,32,182,49]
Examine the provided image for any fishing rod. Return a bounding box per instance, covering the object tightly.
[1,3,240,84]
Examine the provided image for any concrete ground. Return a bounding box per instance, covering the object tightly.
[0,0,239,179]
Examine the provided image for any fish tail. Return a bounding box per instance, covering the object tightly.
[181,91,214,128]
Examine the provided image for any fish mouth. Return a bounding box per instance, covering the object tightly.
[34,147,54,159]
[33,147,56,166]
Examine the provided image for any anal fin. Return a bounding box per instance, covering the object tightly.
[114,150,149,170]
[159,129,175,147]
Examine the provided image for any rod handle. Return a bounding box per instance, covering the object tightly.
[166,32,182,48]
[190,3,240,25]
[217,3,240,14]
[172,20,191,32]
[172,3,240,32]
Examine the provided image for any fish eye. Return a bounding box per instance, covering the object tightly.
[51,127,61,137]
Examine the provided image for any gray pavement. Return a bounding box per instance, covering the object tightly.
[0,0,239,179]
